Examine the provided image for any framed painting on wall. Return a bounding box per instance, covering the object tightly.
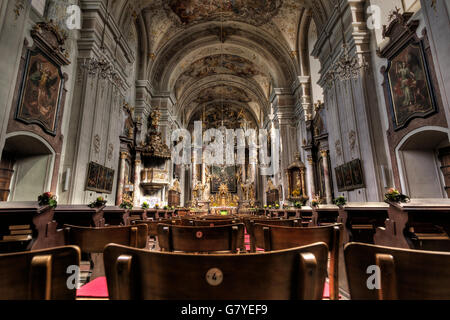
[386,39,437,130]
[350,159,365,189]
[85,162,115,194]
[335,166,345,192]
[15,49,64,135]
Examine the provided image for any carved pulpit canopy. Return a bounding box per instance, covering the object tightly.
[137,107,171,159]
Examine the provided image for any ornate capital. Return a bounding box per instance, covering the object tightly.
[320,150,329,158]
[120,152,129,159]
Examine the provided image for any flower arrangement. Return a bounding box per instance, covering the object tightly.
[311,195,323,208]
[385,188,410,203]
[333,196,347,207]
[275,203,280,209]
[154,204,160,209]
[89,196,107,208]
[38,192,58,209]
[299,195,309,206]
[264,205,268,209]
[141,202,150,209]
[268,205,272,209]
[120,200,133,210]
[163,205,169,210]
[171,206,175,210]
[294,201,302,209]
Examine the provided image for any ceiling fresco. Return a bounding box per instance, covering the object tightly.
[193,85,252,104]
[174,54,270,99]
[167,0,283,26]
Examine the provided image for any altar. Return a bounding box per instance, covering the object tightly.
[209,184,239,215]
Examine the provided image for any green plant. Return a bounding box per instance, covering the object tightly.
[294,201,302,209]
[163,205,169,210]
[385,188,410,203]
[275,203,280,209]
[333,196,347,207]
[311,195,322,208]
[154,204,160,209]
[38,192,58,209]
[141,202,150,209]
[120,200,133,210]
[89,196,107,208]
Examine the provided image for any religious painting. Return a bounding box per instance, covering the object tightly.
[335,166,345,192]
[16,49,63,135]
[168,0,282,26]
[85,162,115,194]
[210,166,237,194]
[350,159,365,189]
[342,163,354,189]
[86,162,101,191]
[386,41,437,130]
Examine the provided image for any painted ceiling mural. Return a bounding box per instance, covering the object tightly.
[174,54,268,99]
[167,0,283,26]
[193,85,252,104]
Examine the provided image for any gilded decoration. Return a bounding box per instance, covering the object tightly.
[286,152,307,200]
[137,107,171,159]
[209,184,239,207]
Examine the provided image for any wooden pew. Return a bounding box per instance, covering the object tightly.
[104,242,329,300]
[374,199,450,251]
[0,246,80,300]
[127,208,147,225]
[339,202,389,244]
[245,218,301,253]
[311,204,340,226]
[0,201,54,253]
[345,242,450,300]
[53,205,105,229]
[157,223,245,253]
[252,223,342,300]
[299,206,313,227]
[64,224,148,281]
[103,206,129,226]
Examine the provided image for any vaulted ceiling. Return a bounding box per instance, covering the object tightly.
[111,0,335,126]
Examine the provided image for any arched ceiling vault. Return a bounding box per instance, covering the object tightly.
[112,0,336,125]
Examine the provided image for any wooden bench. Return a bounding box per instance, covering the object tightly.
[252,223,342,300]
[374,199,450,251]
[53,205,105,229]
[102,206,129,226]
[0,201,54,253]
[103,242,329,300]
[311,204,340,226]
[345,242,450,299]
[157,223,245,253]
[0,246,80,300]
[64,224,148,281]
[245,218,301,253]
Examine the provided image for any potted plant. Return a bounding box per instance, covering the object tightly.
[333,196,347,208]
[264,205,268,209]
[120,200,133,210]
[275,203,280,209]
[385,188,410,203]
[89,196,107,208]
[299,195,309,206]
[38,192,58,209]
[163,205,169,210]
[141,202,150,209]
[154,204,160,209]
[294,201,302,209]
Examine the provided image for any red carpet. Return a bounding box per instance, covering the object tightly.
[77,277,109,298]
[76,276,334,299]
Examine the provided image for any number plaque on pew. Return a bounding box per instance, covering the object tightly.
[339,202,389,244]
[374,199,450,251]
[0,201,54,253]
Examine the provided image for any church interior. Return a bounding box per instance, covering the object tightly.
[0,0,450,302]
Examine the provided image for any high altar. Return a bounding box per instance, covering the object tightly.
[209,184,239,215]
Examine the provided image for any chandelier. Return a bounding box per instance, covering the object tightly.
[81,0,123,88]
[329,0,367,81]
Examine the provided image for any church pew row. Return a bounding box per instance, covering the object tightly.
[103,242,329,300]
[251,223,342,301]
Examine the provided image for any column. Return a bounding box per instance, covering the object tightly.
[116,152,128,205]
[321,150,333,204]
[300,167,307,198]
[133,159,141,207]
[307,156,316,200]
